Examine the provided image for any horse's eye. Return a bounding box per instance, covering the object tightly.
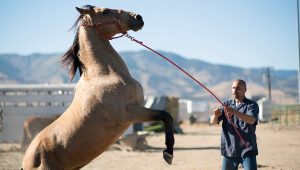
[103,9,109,14]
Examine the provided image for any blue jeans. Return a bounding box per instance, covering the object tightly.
[222,155,257,170]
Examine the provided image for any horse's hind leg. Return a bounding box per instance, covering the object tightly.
[125,105,175,164]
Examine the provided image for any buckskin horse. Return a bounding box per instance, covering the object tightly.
[22,5,174,169]
[21,114,61,149]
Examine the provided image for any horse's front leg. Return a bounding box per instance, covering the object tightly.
[125,105,175,164]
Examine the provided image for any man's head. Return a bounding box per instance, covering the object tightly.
[232,79,247,102]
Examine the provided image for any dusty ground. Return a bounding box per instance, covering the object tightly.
[0,123,299,170]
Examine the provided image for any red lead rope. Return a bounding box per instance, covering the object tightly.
[124,33,249,148]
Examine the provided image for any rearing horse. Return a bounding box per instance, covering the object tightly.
[22,5,174,169]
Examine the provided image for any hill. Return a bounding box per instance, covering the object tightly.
[0,51,298,104]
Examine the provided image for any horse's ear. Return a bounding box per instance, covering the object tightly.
[76,7,91,14]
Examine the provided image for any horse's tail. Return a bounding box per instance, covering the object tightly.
[21,120,32,149]
[21,127,27,149]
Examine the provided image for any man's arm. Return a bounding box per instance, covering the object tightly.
[224,106,256,124]
[210,108,222,125]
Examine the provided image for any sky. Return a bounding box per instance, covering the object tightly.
[0,0,299,70]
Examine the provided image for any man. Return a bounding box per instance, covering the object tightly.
[210,79,259,170]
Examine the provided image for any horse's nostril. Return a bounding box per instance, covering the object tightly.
[135,14,143,21]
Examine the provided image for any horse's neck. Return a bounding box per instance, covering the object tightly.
[78,28,131,78]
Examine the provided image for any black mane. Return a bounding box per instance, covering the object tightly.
[60,5,94,82]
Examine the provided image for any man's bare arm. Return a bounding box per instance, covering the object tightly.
[210,108,222,125]
[224,106,256,124]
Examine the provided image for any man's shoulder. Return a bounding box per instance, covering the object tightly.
[244,98,259,108]
[244,98,259,107]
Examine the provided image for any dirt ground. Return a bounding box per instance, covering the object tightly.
[0,123,299,170]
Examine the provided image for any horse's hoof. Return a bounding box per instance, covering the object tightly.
[163,150,173,165]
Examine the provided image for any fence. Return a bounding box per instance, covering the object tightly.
[0,84,75,142]
[0,84,134,142]
[270,105,300,126]
[0,84,183,143]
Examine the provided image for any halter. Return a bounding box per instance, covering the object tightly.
[81,10,127,40]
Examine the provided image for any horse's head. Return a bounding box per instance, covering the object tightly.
[76,5,144,39]
[61,5,144,81]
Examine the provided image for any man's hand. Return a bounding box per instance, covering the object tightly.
[224,106,236,116]
[214,108,222,117]
[210,108,222,125]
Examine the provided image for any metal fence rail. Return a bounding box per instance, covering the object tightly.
[0,84,181,142]
[0,84,76,142]
[271,105,300,126]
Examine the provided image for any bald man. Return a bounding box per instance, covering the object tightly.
[210,79,259,170]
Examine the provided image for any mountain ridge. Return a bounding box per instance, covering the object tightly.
[0,51,298,104]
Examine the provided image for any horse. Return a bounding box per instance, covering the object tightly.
[21,114,61,149]
[22,5,174,169]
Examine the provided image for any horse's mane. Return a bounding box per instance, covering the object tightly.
[60,5,94,82]
[60,30,82,82]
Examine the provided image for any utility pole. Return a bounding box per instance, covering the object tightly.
[266,67,272,101]
[297,0,300,104]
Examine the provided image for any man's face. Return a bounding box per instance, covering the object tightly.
[232,81,246,101]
